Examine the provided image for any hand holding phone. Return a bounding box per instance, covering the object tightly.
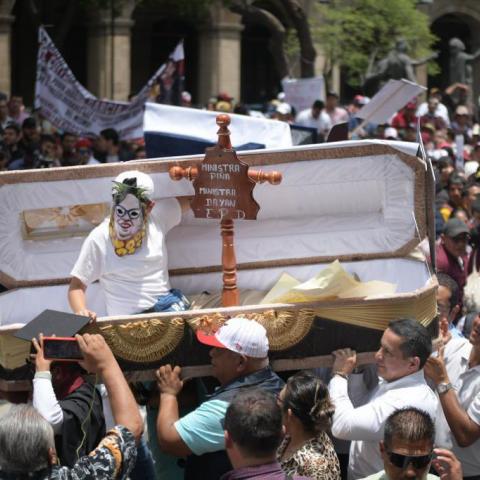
[42,336,83,361]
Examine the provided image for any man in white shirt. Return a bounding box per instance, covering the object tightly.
[416,88,450,127]
[68,170,191,318]
[425,315,480,478]
[295,99,332,141]
[329,318,438,480]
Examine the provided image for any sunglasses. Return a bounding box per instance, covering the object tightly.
[388,451,432,469]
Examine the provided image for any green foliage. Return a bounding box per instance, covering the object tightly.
[316,0,438,87]
[285,28,301,73]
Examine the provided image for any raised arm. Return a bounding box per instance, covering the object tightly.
[425,348,480,447]
[411,52,438,66]
[68,276,97,321]
[76,333,143,443]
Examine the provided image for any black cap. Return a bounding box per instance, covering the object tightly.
[14,309,91,342]
[442,218,470,238]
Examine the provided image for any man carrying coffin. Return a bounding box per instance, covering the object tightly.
[68,170,191,318]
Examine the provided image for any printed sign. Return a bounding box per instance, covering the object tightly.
[282,77,324,113]
[191,146,259,220]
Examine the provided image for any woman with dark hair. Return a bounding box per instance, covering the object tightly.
[277,371,341,480]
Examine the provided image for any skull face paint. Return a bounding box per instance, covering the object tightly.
[112,193,144,240]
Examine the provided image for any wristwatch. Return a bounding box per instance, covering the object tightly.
[437,382,453,395]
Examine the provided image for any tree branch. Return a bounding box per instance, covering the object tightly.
[279,0,316,77]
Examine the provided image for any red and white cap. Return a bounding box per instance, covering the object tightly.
[196,317,269,358]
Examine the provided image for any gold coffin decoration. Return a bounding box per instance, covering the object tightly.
[188,309,314,352]
[76,279,435,364]
[88,317,185,363]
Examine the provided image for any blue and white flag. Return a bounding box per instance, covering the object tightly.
[143,103,293,157]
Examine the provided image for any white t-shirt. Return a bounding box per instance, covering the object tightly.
[71,198,181,316]
[295,108,332,135]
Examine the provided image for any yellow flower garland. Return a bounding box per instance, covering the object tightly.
[109,221,146,256]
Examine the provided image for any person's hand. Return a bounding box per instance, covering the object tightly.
[432,448,463,480]
[424,345,449,386]
[156,365,183,396]
[332,348,357,376]
[31,333,52,372]
[439,317,452,345]
[75,333,115,373]
[75,309,97,323]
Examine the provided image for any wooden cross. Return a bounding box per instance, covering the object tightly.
[169,114,282,307]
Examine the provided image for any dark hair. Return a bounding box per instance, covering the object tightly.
[312,100,325,110]
[0,92,7,102]
[384,407,434,449]
[437,273,459,310]
[100,128,119,146]
[388,319,432,368]
[282,371,334,434]
[22,117,36,129]
[447,173,466,189]
[224,389,282,458]
[40,134,56,145]
[61,132,76,141]
[5,122,20,135]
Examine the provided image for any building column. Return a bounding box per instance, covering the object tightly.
[198,7,243,105]
[87,0,135,100]
[0,0,15,96]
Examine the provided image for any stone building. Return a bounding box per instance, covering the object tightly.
[1,0,480,107]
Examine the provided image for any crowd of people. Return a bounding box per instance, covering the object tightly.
[1,81,480,479]
[0,314,476,479]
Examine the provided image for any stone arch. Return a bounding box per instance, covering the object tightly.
[425,1,480,100]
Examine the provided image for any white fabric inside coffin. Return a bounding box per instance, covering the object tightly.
[0,151,418,282]
[0,258,431,326]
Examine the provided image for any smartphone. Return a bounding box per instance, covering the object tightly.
[42,337,83,361]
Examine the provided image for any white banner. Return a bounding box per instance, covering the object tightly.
[35,26,184,139]
[144,103,293,153]
[282,77,324,113]
[356,79,426,125]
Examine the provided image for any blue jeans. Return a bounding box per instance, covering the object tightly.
[147,289,190,313]
[130,436,157,480]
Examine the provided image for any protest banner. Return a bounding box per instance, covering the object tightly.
[282,77,324,113]
[35,26,184,139]
[143,103,292,157]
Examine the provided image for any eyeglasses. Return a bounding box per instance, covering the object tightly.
[387,451,433,469]
[114,205,142,220]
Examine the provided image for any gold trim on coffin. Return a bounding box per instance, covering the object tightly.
[86,317,185,363]
[187,310,315,352]
[83,287,435,363]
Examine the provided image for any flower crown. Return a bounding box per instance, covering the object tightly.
[112,177,150,204]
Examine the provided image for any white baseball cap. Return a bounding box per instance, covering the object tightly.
[196,317,269,358]
[384,127,398,139]
[113,170,154,197]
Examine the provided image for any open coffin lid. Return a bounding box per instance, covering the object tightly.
[0,138,437,371]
